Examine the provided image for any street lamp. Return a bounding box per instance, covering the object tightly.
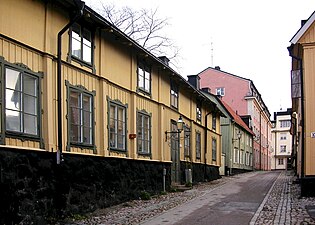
[230,130,242,175]
[165,115,185,184]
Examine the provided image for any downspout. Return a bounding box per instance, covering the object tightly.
[259,111,262,170]
[288,44,305,178]
[204,110,212,180]
[57,0,85,164]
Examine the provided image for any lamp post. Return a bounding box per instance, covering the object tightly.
[238,131,242,170]
[231,130,242,175]
[165,115,184,183]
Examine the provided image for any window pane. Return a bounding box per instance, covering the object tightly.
[6,68,21,90]
[138,73,144,88]
[70,107,80,126]
[70,91,80,108]
[83,44,91,63]
[145,78,150,92]
[82,94,91,111]
[70,124,80,142]
[24,114,37,135]
[83,111,91,128]
[83,127,91,144]
[72,34,81,58]
[23,74,36,96]
[6,89,21,111]
[109,132,116,148]
[24,95,37,115]
[6,109,21,132]
[117,134,124,149]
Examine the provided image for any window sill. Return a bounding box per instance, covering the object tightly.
[70,56,94,71]
[138,152,151,156]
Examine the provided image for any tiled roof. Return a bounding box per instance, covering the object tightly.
[221,100,254,136]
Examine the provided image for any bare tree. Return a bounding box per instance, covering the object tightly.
[98,3,180,62]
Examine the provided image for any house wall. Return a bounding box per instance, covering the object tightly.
[199,68,249,116]
[303,46,315,176]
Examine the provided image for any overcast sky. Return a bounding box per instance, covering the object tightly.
[86,0,314,117]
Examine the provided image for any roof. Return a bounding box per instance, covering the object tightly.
[290,11,315,44]
[221,100,254,136]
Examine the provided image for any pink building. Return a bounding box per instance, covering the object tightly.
[198,67,272,170]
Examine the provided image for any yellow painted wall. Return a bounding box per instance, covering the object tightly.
[0,0,222,168]
[303,46,315,175]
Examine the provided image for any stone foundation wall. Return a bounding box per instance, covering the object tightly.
[180,161,220,184]
[0,149,171,224]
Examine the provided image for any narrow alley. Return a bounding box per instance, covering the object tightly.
[74,171,315,225]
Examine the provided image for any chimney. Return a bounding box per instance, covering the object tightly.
[187,75,200,90]
[301,19,307,27]
[214,66,221,70]
[201,87,211,94]
[158,56,170,66]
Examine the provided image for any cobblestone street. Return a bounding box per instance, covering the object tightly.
[71,171,315,225]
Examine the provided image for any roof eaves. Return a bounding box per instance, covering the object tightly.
[290,11,315,44]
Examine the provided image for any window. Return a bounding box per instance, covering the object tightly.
[68,84,94,147]
[5,65,40,137]
[71,23,93,64]
[234,148,239,163]
[212,115,217,130]
[240,150,244,164]
[138,62,151,94]
[278,158,284,165]
[280,133,287,140]
[196,100,202,121]
[196,131,201,159]
[216,87,225,96]
[170,80,178,108]
[184,126,191,157]
[280,145,286,153]
[212,138,217,161]
[137,111,151,154]
[280,120,291,128]
[109,100,127,151]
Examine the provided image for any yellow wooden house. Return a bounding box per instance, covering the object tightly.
[0,0,223,222]
[288,10,315,196]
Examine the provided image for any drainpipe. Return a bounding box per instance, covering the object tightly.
[288,44,305,178]
[57,0,85,164]
[204,110,212,180]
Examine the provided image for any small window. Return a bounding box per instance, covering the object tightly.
[212,115,217,130]
[280,133,287,140]
[196,100,202,121]
[170,80,178,109]
[71,23,93,65]
[212,138,217,161]
[278,158,284,165]
[216,87,225,96]
[234,148,239,163]
[184,126,191,157]
[280,145,286,153]
[280,120,291,128]
[137,111,151,154]
[68,84,94,147]
[196,131,201,159]
[138,61,151,94]
[109,100,127,151]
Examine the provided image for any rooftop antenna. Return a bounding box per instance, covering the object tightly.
[211,38,214,67]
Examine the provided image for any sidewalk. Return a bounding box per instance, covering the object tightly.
[251,170,315,225]
[72,171,315,225]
